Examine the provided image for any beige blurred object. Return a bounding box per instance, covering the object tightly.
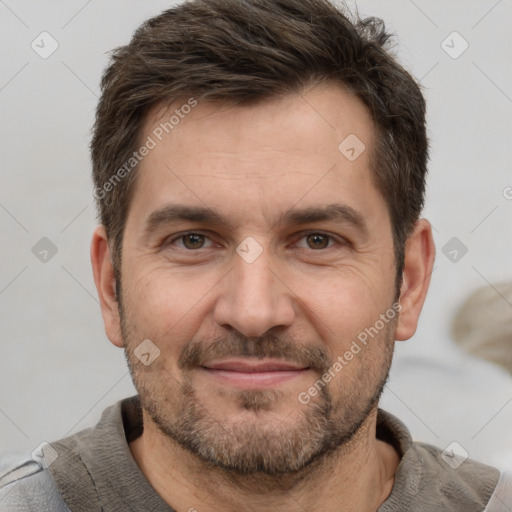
[452,281,512,374]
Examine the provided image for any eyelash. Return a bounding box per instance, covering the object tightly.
[165,230,347,251]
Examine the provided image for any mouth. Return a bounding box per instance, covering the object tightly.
[200,358,311,388]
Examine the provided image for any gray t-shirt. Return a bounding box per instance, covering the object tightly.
[0,396,502,511]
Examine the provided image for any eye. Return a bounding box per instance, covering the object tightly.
[168,232,214,250]
[295,232,338,250]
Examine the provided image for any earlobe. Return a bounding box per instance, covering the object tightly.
[90,226,124,348]
[395,219,436,341]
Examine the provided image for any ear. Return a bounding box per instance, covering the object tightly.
[90,226,123,348]
[395,219,435,341]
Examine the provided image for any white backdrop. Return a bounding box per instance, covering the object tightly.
[1,0,511,470]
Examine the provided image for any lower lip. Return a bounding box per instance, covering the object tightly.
[200,368,309,388]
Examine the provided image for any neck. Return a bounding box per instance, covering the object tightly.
[130,408,400,512]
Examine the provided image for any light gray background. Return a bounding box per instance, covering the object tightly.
[1,0,511,470]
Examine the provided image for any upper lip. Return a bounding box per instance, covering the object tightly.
[202,358,308,372]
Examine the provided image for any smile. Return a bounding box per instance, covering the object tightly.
[200,358,310,388]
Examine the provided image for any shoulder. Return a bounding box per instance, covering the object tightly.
[377,409,504,510]
[0,451,71,512]
[0,398,137,511]
[381,439,506,511]
[410,441,501,508]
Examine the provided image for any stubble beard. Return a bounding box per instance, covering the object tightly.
[121,312,395,478]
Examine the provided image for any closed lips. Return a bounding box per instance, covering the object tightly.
[202,360,308,372]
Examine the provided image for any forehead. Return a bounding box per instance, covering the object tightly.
[127,82,385,232]
[143,83,374,165]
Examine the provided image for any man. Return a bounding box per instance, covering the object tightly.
[1,0,510,510]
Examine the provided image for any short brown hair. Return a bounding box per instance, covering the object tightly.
[91,0,428,291]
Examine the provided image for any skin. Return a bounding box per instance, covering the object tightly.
[91,82,435,512]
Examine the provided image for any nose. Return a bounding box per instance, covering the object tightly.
[213,245,296,338]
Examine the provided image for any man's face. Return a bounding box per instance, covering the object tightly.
[118,83,398,475]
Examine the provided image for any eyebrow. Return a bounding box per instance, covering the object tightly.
[143,203,368,236]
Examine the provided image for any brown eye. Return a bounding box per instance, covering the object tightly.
[306,233,330,249]
[182,233,205,249]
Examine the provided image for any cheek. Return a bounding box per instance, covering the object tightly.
[298,269,393,350]
[122,267,218,354]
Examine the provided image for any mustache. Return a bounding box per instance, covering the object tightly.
[178,331,331,375]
